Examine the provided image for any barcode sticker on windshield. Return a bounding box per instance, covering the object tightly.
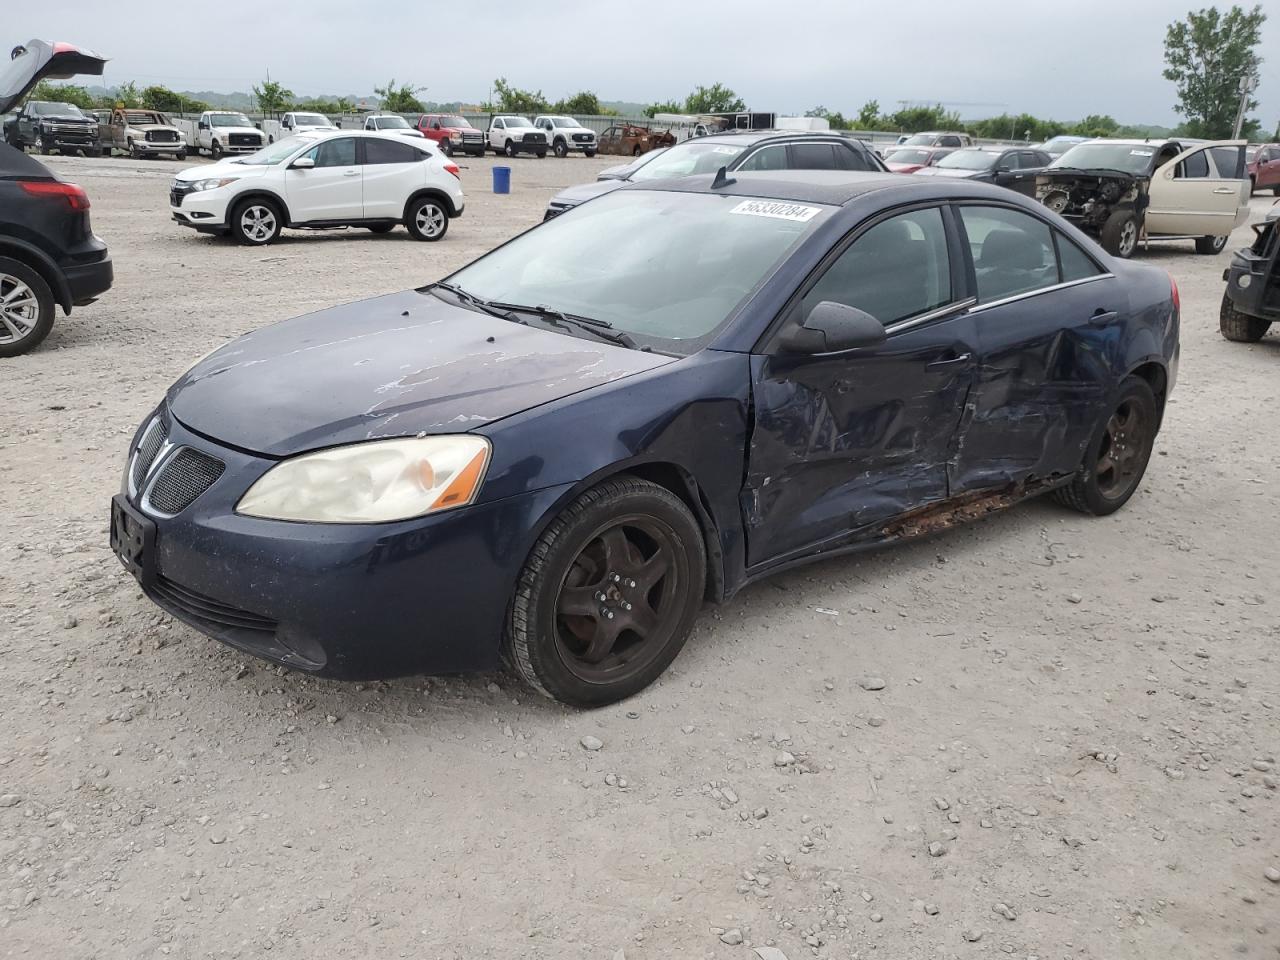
[713,146,740,155]
[1130,149,1154,156]
[730,200,822,222]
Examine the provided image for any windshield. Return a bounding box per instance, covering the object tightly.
[442,191,824,353]
[33,101,84,116]
[629,141,747,181]
[439,115,472,128]
[1050,142,1156,174]
[1043,136,1085,152]
[886,148,931,164]
[235,135,319,165]
[937,150,998,171]
[292,113,333,126]
[502,116,534,128]
[210,113,252,127]
[546,116,581,127]
[374,116,410,129]
[901,133,941,146]
[123,110,165,124]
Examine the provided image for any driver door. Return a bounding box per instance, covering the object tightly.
[284,136,362,222]
[1146,141,1249,237]
[743,204,979,566]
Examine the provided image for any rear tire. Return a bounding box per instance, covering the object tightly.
[229,198,283,245]
[0,257,56,358]
[506,477,706,707]
[1053,377,1158,516]
[585,148,597,158]
[1100,209,1139,258]
[1195,235,1228,255]
[536,150,546,159]
[405,196,449,241]
[1219,291,1271,342]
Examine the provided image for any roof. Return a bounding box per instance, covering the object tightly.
[631,169,907,206]
[689,129,869,147]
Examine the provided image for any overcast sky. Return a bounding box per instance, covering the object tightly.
[19,0,1280,127]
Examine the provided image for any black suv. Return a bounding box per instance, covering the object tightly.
[0,40,112,356]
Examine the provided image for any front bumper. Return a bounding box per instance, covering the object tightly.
[40,129,98,149]
[112,410,570,679]
[1224,248,1280,320]
[132,140,185,154]
[170,185,233,233]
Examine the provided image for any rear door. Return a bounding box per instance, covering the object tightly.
[1146,141,1249,237]
[285,136,362,221]
[949,203,1124,492]
[360,137,426,219]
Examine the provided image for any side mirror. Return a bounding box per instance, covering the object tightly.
[432,122,440,130]
[198,121,208,129]
[291,156,315,169]
[254,122,262,129]
[779,302,887,354]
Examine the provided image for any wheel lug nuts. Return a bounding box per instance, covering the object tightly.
[623,602,632,611]
[626,579,636,588]
[605,611,615,620]
[611,573,621,582]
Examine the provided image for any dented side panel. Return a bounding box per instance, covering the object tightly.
[950,278,1125,492]
[743,314,978,567]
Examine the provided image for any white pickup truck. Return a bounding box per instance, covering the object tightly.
[261,111,337,143]
[172,111,266,159]
[532,116,597,158]
[486,115,548,158]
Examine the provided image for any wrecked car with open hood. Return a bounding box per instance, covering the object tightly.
[113,170,1179,707]
[1035,138,1250,258]
[1219,200,1280,342]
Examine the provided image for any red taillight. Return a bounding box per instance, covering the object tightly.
[1168,273,1180,315]
[20,180,91,211]
[444,162,460,180]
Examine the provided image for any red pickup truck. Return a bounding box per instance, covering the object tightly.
[415,114,486,158]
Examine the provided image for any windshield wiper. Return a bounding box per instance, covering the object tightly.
[430,282,527,324]
[487,302,640,349]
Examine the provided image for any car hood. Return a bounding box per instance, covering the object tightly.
[168,289,674,457]
[913,167,982,178]
[210,124,260,133]
[886,162,923,173]
[552,178,625,207]
[174,160,269,183]
[39,113,95,122]
[0,40,107,113]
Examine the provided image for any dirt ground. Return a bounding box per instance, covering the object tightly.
[1,150,1278,960]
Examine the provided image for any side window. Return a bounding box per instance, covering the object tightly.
[1176,150,1210,178]
[364,138,421,165]
[834,144,874,171]
[790,143,838,170]
[1209,145,1244,179]
[494,119,504,130]
[941,136,961,147]
[305,137,356,168]
[959,205,1058,303]
[800,207,952,327]
[737,144,788,171]
[1055,232,1105,283]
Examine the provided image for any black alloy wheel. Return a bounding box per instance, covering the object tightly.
[508,477,705,707]
[1054,377,1158,516]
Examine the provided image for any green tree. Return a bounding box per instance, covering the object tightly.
[483,77,547,114]
[253,78,294,117]
[101,81,142,108]
[855,100,882,129]
[27,81,96,109]
[806,105,848,129]
[684,83,744,113]
[295,97,339,114]
[375,78,427,113]
[552,91,602,115]
[644,99,683,118]
[1163,4,1266,139]
[885,103,962,133]
[140,84,206,114]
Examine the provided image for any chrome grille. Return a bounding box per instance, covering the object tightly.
[129,416,169,494]
[147,448,224,514]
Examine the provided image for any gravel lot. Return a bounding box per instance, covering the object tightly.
[2,151,1278,960]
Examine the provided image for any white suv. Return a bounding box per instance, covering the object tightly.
[169,131,464,245]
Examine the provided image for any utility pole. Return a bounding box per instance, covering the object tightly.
[1232,75,1257,139]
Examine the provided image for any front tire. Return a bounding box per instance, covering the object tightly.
[405,196,449,241]
[211,141,223,160]
[507,477,707,707]
[440,140,453,157]
[229,198,282,245]
[0,257,56,357]
[1100,209,1139,258]
[503,140,516,158]
[1053,377,1158,516]
[1195,235,1228,255]
[585,148,597,158]
[553,139,568,158]
[38,134,52,155]
[175,149,187,161]
[1219,291,1271,342]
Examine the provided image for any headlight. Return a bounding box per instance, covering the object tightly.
[189,176,241,192]
[1238,274,1252,289]
[236,436,491,523]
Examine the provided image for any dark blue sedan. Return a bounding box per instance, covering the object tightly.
[112,170,1179,706]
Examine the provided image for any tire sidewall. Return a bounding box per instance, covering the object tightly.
[230,198,282,245]
[0,257,56,357]
[511,481,706,707]
[406,197,449,241]
[1074,378,1158,515]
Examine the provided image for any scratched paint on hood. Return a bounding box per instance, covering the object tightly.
[168,289,673,457]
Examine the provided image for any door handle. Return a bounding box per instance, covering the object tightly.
[1088,310,1119,327]
[1212,187,1234,194]
[343,170,359,176]
[926,352,972,370]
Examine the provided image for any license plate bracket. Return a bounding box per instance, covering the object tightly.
[110,494,157,588]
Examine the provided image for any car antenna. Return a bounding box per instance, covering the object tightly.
[711,165,736,189]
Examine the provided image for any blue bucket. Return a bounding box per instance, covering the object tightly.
[492,166,511,194]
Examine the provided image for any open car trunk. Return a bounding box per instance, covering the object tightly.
[0,40,107,114]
